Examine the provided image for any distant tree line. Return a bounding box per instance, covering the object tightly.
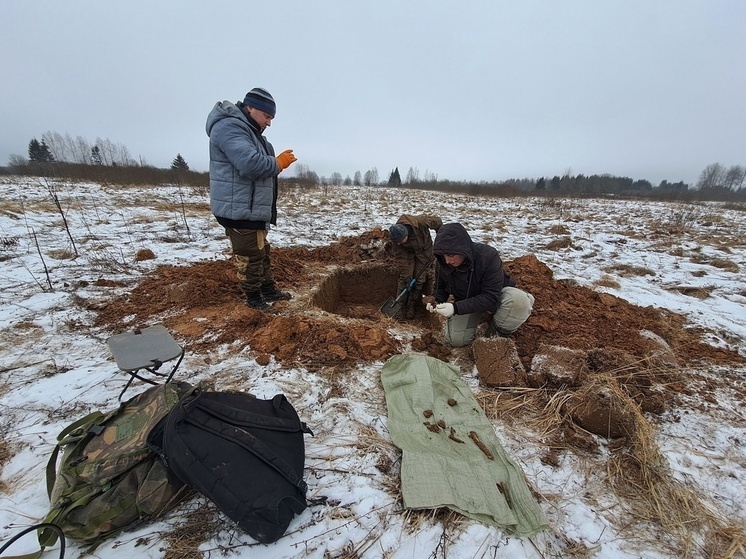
[11,131,194,173]
[16,131,139,167]
[310,163,745,201]
[5,131,205,187]
[5,131,745,201]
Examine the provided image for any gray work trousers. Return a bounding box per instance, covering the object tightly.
[444,287,535,347]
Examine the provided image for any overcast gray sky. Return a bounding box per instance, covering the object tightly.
[2,1,744,186]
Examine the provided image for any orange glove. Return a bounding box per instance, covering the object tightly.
[276,149,297,172]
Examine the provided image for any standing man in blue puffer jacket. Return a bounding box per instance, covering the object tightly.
[206,87,297,310]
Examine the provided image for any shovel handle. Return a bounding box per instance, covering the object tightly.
[392,256,436,304]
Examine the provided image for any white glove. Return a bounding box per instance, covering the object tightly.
[435,303,454,318]
[426,302,436,313]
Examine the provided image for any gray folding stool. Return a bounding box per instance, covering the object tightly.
[106,324,184,400]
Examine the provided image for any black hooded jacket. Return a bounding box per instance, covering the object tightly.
[432,223,515,315]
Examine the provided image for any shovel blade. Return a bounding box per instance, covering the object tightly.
[380,298,403,318]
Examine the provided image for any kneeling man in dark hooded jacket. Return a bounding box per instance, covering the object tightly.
[427,222,534,347]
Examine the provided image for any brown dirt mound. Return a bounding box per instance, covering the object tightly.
[90,233,745,373]
[506,254,744,369]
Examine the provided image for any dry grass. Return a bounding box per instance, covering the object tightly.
[593,275,621,289]
[0,435,10,493]
[603,263,656,277]
[160,499,220,559]
[607,394,746,558]
[667,285,716,299]
[690,254,741,273]
[709,258,740,273]
[547,224,570,235]
[651,208,703,236]
[543,236,573,251]
[474,375,746,559]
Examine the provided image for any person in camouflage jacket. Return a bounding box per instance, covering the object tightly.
[388,214,442,319]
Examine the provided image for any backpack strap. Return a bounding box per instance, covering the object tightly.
[45,411,105,497]
[195,394,312,434]
[0,523,65,559]
[183,406,307,493]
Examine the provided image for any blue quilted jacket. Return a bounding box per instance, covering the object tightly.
[206,100,280,225]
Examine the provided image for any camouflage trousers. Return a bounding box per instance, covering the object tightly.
[225,228,275,292]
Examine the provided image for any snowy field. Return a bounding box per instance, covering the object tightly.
[1,177,745,559]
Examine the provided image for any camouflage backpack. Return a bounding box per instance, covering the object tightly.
[37,381,194,551]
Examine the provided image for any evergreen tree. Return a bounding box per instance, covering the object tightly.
[39,139,54,162]
[28,138,42,161]
[171,153,189,171]
[535,177,546,191]
[91,145,103,165]
[388,167,402,186]
[28,138,54,162]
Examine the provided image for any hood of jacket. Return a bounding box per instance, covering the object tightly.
[432,223,475,269]
[205,100,263,137]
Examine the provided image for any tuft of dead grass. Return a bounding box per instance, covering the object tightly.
[543,236,573,251]
[667,285,716,299]
[708,258,740,273]
[607,405,745,558]
[159,499,220,559]
[593,275,621,289]
[0,435,9,493]
[690,254,741,273]
[603,263,656,277]
[547,224,570,235]
[476,374,746,559]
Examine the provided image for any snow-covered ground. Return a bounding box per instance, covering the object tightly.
[1,177,745,558]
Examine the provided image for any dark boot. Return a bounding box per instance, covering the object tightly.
[246,290,270,310]
[406,286,422,319]
[261,283,292,301]
[485,322,509,338]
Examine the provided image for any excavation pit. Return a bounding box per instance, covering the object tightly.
[311,263,399,320]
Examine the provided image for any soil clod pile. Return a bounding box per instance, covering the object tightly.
[93,232,744,373]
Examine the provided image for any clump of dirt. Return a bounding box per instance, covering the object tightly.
[250,315,398,366]
[472,337,526,387]
[566,376,639,439]
[411,332,452,361]
[135,248,156,261]
[528,344,588,388]
[91,233,745,376]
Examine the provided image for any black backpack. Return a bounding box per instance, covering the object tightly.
[148,388,313,544]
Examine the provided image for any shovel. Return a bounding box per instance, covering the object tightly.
[380,257,435,317]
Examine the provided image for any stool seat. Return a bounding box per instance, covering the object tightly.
[107,325,184,399]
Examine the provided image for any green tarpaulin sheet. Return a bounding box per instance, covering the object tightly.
[381,354,548,535]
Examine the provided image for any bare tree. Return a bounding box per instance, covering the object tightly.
[724,165,745,191]
[42,131,66,161]
[353,171,362,186]
[293,163,319,186]
[697,163,726,190]
[406,166,419,184]
[330,172,343,186]
[96,137,115,165]
[72,135,91,164]
[363,168,379,186]
[8,154,28,168]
